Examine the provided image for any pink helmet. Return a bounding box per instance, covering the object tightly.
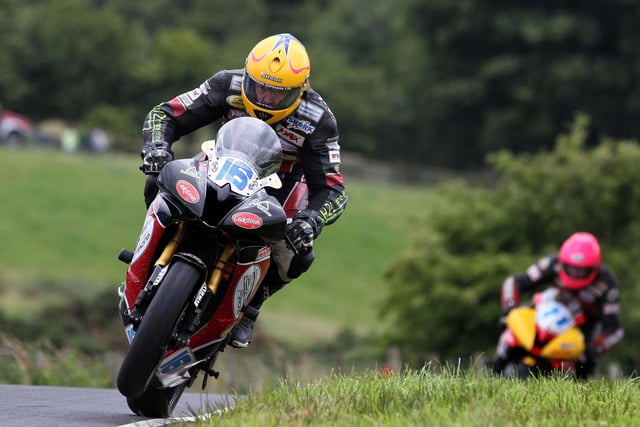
[558,232,601,290]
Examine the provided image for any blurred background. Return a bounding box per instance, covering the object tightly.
[1,0,640,390]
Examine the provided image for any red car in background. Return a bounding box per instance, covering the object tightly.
[0,106,33,145]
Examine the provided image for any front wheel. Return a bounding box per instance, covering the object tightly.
[117,259,203,400]
[127,383,187,418]
[502,360,536,379]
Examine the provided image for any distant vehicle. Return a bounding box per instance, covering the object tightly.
[0,106,33,145]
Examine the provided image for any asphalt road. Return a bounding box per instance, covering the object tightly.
[0,385,237,426]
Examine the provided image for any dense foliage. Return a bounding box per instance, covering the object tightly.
[380,114,640,372]
[2,0,640,167]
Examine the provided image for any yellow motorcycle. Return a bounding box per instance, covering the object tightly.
[495,288,586,378]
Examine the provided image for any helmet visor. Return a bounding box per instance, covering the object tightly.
[243,74,302,111]
[561,263,595,280]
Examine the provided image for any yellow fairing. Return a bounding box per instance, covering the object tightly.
[506,307,536,350]
[539,328,585,360]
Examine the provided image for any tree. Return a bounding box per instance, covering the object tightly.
[10,0,144,120]
[405,0,640,168]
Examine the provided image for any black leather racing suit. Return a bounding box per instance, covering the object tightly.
[500,253,624,377]
[141,69,348,306]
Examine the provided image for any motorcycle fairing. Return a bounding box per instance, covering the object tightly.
[506,306,536,350]
[187,254,271,351]
[219,192,287,244]
[123,209,170,308]
[158,158,208,218]
[539,327,585,360]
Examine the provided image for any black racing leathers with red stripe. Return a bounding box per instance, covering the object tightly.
[142,69,347,226]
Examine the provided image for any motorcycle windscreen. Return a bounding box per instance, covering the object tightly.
[539,327,585,360]
[505,307,536,351]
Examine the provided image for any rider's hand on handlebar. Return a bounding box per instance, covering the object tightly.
[140,146,173,175]
[285,210,323,255]
[286,219,315,254]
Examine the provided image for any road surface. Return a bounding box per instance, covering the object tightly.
[0,384,237,426]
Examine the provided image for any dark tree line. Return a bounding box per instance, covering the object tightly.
[2,0,640,168]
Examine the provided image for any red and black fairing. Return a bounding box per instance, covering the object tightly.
[120,153,286,347]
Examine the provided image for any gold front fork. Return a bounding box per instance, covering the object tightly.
[152,221,234,295]
[155,222,186,267]
[208,244,236,294]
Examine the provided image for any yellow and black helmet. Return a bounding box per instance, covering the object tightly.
[241,33,310,124]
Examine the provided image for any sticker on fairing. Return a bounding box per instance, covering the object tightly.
[233,265,262,318]
[159,348,195,374]
[176,180,200,203]
[209,156,259,195]
[131,215,155,264]
[232,212,263,229]
[125,324,136,344]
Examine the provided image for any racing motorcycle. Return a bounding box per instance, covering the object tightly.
[494,288,586,378]
[116,117,288,417]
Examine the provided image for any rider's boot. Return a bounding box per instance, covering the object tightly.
[229,305,260,348]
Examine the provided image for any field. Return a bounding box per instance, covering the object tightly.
[0,147,435,347]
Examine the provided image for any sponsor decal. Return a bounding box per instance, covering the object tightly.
[180,166,200,180]
[194,283,208,307]
[260,72,283,84]
[160,348,195,374]
[230,75,243,91]
[177,88,202,108]
[326,141,340,150]
[570,254,585,262]
[125,324,136,344]
[256,246,271,261]
[226,95,245,109]
[603,302,620,315]
[151,266,168,288]
[132,215,155,264]
[176,180,200,204]
[285,116,315,133]
[227,109,249,120]
[251,200,272,217]
[232,212,263,229]
[232,265,262,318]
[276,125,305,146]
[297,100,324,121]
[329,150,341,164]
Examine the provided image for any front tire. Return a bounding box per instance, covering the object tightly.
[117,260,203,400]
[126,383,187,418]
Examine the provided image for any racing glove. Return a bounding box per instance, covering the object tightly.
[285,210,323,254]
[140,145,173,174]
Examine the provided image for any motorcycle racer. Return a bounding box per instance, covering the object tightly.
[496,231,624,378]
[139,33,348,348]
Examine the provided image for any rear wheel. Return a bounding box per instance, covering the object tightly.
[117,260,203,401]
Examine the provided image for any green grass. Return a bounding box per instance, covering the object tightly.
[195,367,640,426]
[0,147,434,346]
